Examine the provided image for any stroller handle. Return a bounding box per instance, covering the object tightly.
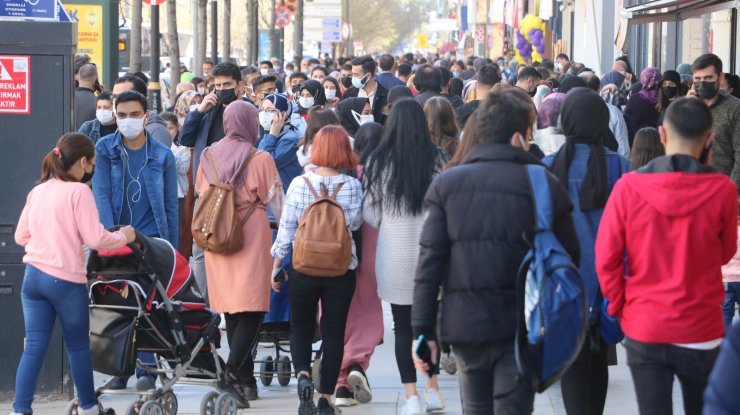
[107,226,147,263]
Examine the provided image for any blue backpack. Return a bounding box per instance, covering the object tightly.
[514,165,588,393]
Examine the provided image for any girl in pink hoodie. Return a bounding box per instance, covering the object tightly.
[11,133,135,415]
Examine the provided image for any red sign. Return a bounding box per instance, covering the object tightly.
[143,0,166,5]
[0,55,30,114]
[275,6,291,28]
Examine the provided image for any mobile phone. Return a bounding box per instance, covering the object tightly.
[414,335,435,376]
[272,267,285,283]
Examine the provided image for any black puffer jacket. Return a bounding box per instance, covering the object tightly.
[412,143,580,345]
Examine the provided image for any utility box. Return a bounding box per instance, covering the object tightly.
[0,21,77,397]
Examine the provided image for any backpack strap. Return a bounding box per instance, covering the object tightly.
[329,182,345,199]
[525,165,553,232]
[206,151,221,183]
[230,148,257,184]
[303,176,321,199]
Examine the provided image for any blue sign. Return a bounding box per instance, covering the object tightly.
[322,18,340,30]
[0,0,58,20]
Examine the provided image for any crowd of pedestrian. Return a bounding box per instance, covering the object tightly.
[8,49,740,415]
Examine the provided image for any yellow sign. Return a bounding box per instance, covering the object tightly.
[66,4,104,79]
[417,34,429,49]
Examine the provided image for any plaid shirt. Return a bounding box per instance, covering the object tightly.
[271,172,364,269]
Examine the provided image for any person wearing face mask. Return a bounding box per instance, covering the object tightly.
[91,91,179,392]
[258,93,304,191]
[514,66,543,97]
[79,92,117,145]
[191,76,206,96]
[342,55,389,125]
[259,61,285,93]
[624,67,663,145]
[323,77,343,109]
[338,97,372,138]
[687,54,740,188]
[111,74,173,148]
[11,133,136,415]
[656,70,683,125]
[296,79,327,116]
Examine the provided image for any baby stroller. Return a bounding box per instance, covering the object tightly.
[74,232,238,415]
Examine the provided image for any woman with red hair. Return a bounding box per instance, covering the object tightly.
[271,125,364,415]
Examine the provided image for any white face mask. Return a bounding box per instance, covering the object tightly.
[352,110,373,125]
[118,117,146,140]
[189,104,199,112]
[259,111,275,131]
[96,109,114,125]
[285,70,293,78]
[298,96,315,109]
[197,87,205,95]
[325,88,337,99]
[260,68,270,76]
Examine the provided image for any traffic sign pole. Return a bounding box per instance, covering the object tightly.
[149,1,161,114]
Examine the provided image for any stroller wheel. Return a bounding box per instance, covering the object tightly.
[158,391,178,415]
[311,357,322,392]
[278,356,292,386]
[259,355,274,386]
[199,391,219,415]
[138,401,164,415]
[215,393,238,415]
[65,399,80,415]
[125,400,144,415]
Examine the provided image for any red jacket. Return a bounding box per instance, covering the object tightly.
[596,165,737,344]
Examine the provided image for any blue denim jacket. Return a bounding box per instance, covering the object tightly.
[92,131,179,247]
[78,119,103,144]
[258,127,303,193]
[544,144,631,307]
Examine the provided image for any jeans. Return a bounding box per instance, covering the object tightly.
[390,304,440,385]
[560,333,609,415]
[452,340,534,415]
[225,312,264,386]
[722,282,740,329]
[623,337,720,415]
[190,200,208,304]
[289,269,356,394]
[13,265,97,413]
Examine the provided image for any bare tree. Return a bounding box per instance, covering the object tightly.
[167,0,180,105]
[130,0,143,73]
[222,0,231,62]
[198,0,208,72]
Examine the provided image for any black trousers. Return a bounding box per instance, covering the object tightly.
[560,334,609,415]
[452,340,535,415]
[224,311,264,386]
[289,269,356,394]
[390,304,440,385]
[623,337,720,415]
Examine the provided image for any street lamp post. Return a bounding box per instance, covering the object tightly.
[211,0,218,62]
[149,2,161,113]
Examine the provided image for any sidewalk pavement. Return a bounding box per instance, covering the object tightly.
[1,303,686,415]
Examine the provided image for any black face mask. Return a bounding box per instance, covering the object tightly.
[696,81,719,100]
[340,76,353,89]
[662,86,678,100]
[81,166,94,183]
[216,88,238,106]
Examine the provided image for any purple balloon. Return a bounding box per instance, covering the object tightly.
[537,44,545,54]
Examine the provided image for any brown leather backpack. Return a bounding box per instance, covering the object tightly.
[191,149,256,255]
[292,177,352,277]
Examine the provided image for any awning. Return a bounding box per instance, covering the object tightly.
[621,0,739,25]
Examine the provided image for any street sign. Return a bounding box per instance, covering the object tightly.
[0,0,57,20]
[0,55,31,114]
[322,31,340,42]
[275,5,291,28]
[417,34,429,49]
[303,0,341,18]
[321,42,332,54]
[142,0,166,5]
[322,18,340,42]
[65,4,104,84]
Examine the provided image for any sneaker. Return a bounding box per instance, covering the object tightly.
[424,389,445,412]
[243,384,259,401]
[221,371,250,408]
[401,395,423,415]
[347,365,372,404]
[297,374,317,415]
[79,402,115,415]
[441,352,457,375]
[334,387,357,407]
[106,376,129,390]
[317,396,342,414]
[135,375,156,392]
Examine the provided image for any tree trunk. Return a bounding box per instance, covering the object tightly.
[130,0,142,73]
[197,0,208,75]
[167,0,180,106]
[222,0,231,62]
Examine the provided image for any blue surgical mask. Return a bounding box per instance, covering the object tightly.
[452,71,460,78]
[352,74,368,89]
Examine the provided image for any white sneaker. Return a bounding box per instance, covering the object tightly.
[401,395,423,415]
[424,389,445,412]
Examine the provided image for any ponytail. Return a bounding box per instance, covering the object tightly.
[38,133,95,184]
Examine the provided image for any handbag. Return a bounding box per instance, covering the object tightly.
[89,307,137,376]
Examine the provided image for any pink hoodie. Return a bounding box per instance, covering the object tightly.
[722,226,740,283]
[15,179,128,284]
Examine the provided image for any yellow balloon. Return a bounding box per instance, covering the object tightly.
[532,51,543,63]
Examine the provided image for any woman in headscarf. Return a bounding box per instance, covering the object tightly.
[534,92,567,156]
[196,100,284,407]
[296,79,327,116]
[599,70,628,108]
[337,97,371,138]
[624,67,662,143]
[657,70,683,125]
[172,90,202,257]
[173,90,202,126]
[258,93,304,191]
[532,84,552,111]
[544,88,632,415]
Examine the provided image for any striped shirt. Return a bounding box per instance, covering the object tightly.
[271,171,364,269]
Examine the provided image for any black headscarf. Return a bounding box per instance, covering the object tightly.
[337,97,369,137]
[297,79,327,113]
[551,87,610,211]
